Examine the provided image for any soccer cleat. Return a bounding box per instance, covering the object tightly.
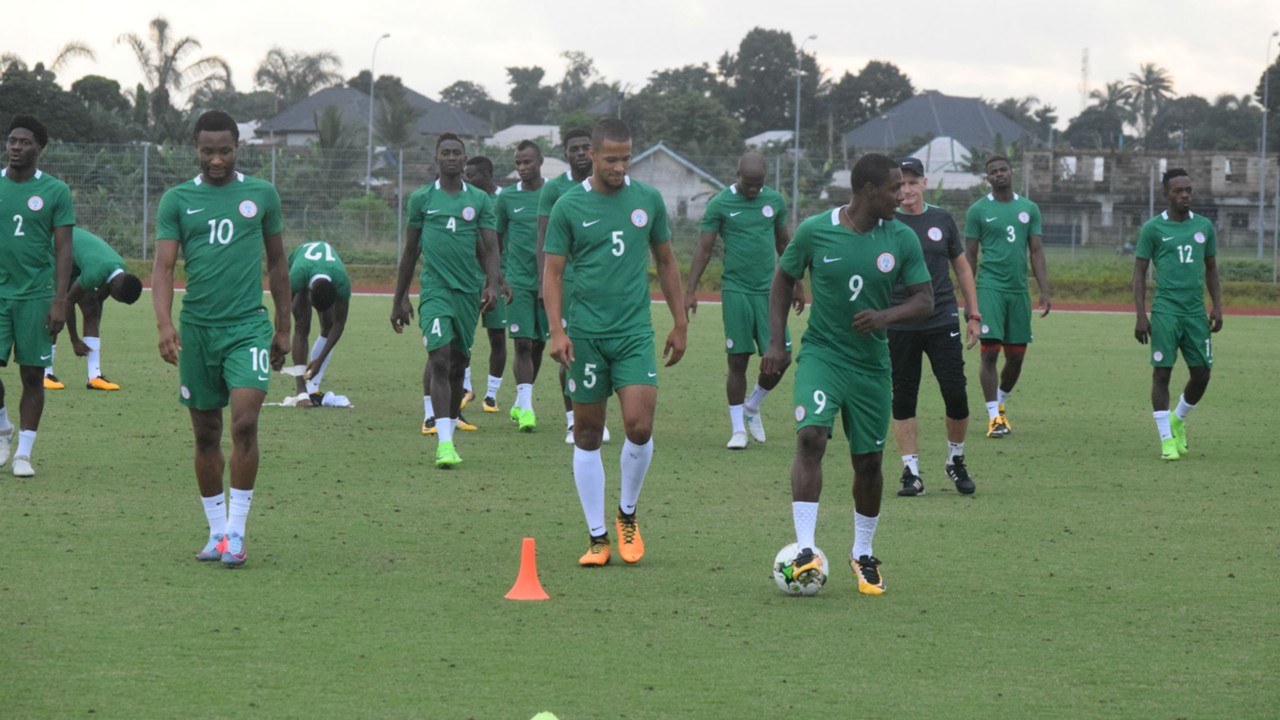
[196,533,228,561]
[726,431,748,450]
[459,389,475,409]
[897,466,925,496]
[435,441,463,468]
[615,510,645,563]
[986,415,1011,438]
[0,428,11,466]
[510,406,521,422]
[457,414,478,431]
[518,408,537,432]
[86,376,120,391]
[745,412,766,443]
[1161,437,1180,461]
[946,456,976,494]
[44,374,64,390]
[579,534,611,566]
[421,416,437,435]
[12,455,34,477]
[792,547,823,585]
[221,533,246,567]
[851,554,886,595]
[998,405,1011,431]
[483,395,499,413]
[565,425,576,445]
[1170,414,1188,456]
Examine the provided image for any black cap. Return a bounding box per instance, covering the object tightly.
[899,157,925,176]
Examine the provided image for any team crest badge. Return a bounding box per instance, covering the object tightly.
[180,386,191,400]
[509,323,520,334]
[462,206,477,222]
[1018,211,1030,224]
[762,205,775,218]
[1194,232,1206,244]
[927,227,943,241]
[568,378,577,393]
[981,324,990,334]
[239,200,258,218]
[27,196,44,212]
[726,338,734,350]
[631,209,648,227]
[1153,351,1164,362]
[794,405,806,422]
[876,252,896,273]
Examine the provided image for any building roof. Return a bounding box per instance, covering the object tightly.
[842,90,1029,153]
[631,142,725,190]
[489,124,560,148]
[745,130,794,148]
[255,85,490,139]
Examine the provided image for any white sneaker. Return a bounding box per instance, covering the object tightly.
[726,431,748,450]
[565,425,575,445]
[0,428,11,466]
[602,426,612,443]
[745,412,766,443]
[12,455,34,477]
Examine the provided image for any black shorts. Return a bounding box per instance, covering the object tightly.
[888,326,967,421]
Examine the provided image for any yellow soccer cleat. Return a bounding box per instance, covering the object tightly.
[421,417,437,436]
[579,534,611,567]
[482,395,500,413]
[459,390,475,409]
[851,555,886,595]
[86,376,120,391]
[44,374,65,390]
[615,510,645,564]
[457,414,478,431]
[986,415,1011,438]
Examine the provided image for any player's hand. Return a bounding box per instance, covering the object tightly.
[1208,307,1223,333]
[852,309,888,333]
[791,279,807,315]
[390,298,413,334]
[1134,315,1150,344]
[479,286,496,314]
[304,359,322,380]
[1039,296,1052,317]
[662,324,687,367]
[548,330,574,367]
[270,330,289,371]
[965,317,981,349]
[501,279,513,304]
[72,338,91,357]
[684,292,698,318]
[760,343,791,376]
[45,298,67,340]
[157,324,181,365]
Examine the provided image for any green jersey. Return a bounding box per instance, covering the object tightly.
[495,180,543,291]
[700,183,786,294]
[288,241,352,301]
[156,172,283,326]
[0,168,75,300]
[71,227,126,293]
[964,193,1042,293]
[544,177,671,338]
[405,180,496,294]
[780,209,930,374]
[1136,211,1217,316]
[537,172,580,218]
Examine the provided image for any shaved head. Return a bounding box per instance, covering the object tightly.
[738,150,767,176]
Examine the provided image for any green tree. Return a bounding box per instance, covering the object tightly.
[0,41,96,74]
[1124,63,1176,146]
[628,91,743,173]
[71,75,131,115]
[0,63,135,143]
[718,28,821,137]
[506,66,554,123]
[440,80,506,127]
[375,77,423,151]
[254,47,343,113]
[644,64,721,97]
[1062,107,1126,149]
[188,87,277,121]
[1255,50,1280,151]
[554,51,602,113]
[117,16,232,126]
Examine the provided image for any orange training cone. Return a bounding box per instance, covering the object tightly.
[505,537,549,601]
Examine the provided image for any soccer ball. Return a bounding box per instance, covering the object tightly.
[773,543,829,596]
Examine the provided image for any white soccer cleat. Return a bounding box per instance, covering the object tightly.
[0,428,11,466]
[726,431,748,450]
[602,425,612,443]
[745,412,766,443]
[12,455,34,477]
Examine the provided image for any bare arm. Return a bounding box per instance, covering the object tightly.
[47,225,74,339]
[949,253,981,349]
[264,231,291,370]
[305,300,348,383]
[775,224,805,313]
[684,230,718,317]
[391,225,419,333]
[759,266,798,376]
[1204,254,1223,332]
[477,227,509,313]
[1028,234,1051,316]
[1133,257,1150,344]
[152,240,181,365]
[543,253,571,367]
[653,241,688,367]
[535,215,550,298]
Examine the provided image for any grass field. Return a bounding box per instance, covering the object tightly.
[2,295,1277,719]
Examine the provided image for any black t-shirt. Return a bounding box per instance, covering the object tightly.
[889,204,962,331]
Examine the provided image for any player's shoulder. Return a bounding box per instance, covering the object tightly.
[1015,193,1041,211]
[797,207,839,235]
[624,176,662,200]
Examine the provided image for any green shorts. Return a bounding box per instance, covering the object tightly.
[722,290,790,355]
[419,287,479,356]
[567,333,656,404]
[1150,311,1213,368]
[977,288,1033,344]
[792,350,891,455]
[179,315,273,409]
[507,288,549,341]
[481,296,507,330]
[0,296,54,367]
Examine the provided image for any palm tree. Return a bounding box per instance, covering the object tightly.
[1124,63,1176,144]
[0,41,96,73]
[117,16,232,124]
[255,47,343,113]
[1089,81,1134,115]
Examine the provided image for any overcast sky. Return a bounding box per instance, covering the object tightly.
[12,1,1280,129]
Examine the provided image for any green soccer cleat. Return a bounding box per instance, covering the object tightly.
[1161,437,1180,461]
[1169,414,1188,456]
[510,406,521,422]
[518,408,537,432]
[436,441,463,468]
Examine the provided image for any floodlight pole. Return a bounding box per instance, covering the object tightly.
[365,33,390,194]
[792,34,816,229]
[1260,31,1278,258]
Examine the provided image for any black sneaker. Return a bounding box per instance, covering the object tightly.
[897,466,925,496]
[946,455,976,494]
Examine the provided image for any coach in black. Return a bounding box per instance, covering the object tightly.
[888,157,979,496]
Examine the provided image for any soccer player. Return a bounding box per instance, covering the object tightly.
[889,158,979,496]
[963,154,1050,438]
[152,110,291,567]
[0,115,74,477]
[45,228,143,392]
[537,129,610,444]
[686,150,803,450]
[463,155,507,412]
[1133,169,1222,461]
[391,134,506,468]
[544,118,686,566]
[494,140,546,431]
[761,153,932,595]
[288,240,351,404]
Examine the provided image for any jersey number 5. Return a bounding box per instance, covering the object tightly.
[611,231,625,257]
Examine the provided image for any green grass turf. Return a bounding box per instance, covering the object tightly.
[2,296,1276,718]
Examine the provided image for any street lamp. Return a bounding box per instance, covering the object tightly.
[792,34,817,229]
[365,32,390,194]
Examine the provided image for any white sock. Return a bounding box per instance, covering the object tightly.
[728,404,746,433]
[84,336,102,379]
[1154,410,1173,441]
[45,344,56,376]
[852,511,879,559]
[463,367,473,393]
[1175,394,1196,421]
[202,494,227,537]
[486,374,502,398]
[516,383,533,412]
[566,410,575,428]
[0,406,11,433]
[227,487,253,537]
[423,395,435,421]
[437,418,455,443]
[792,501,819,550]
[619,439,653,515]
[16,430,35,458]
[947,442,965,462]
[986,401,1000,420]
[306,337,332,393]
[745,384,769,414]
[573,447,607,537]
[902,453,919,475]
[997,388,1012,406]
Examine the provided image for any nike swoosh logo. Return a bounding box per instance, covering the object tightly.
[426,209,441,214]
[875,439,885,445]
[647,371,657,377]
[582,220,601,227]
[40,354,52,360]
[186,208,204,215]
[513,207,526,213]
[257,375,270,382]
[729,211,742,217]
[985,217,997,222]
[950,331,960,338]
[822,256,841,263]
[1161,236,1174,242]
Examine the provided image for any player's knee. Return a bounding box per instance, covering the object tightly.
[979,340,1001,358]
[941,384,969,419]
[229,414,260,444]
[1002,343,1027,358]
[795,426,827,456]
[1189,366,1211,383]
[891,392,918,421]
